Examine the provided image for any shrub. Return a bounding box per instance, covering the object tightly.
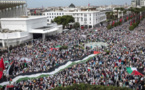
[59,45,68,50]
[107,25,112,29]
[129,25,134,30]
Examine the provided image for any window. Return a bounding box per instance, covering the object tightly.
[77,18,79,22]
[52,13,53,15]
[81,18,83,21]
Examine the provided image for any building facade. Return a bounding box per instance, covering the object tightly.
[44,10,106,28]
[43,4,106,28]
[131,0,145,7]
[0,16,62,48]
[140,0,145,6]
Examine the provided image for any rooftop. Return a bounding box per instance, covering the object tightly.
[69,3,75,8]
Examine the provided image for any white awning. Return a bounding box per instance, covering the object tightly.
[29,27,59,34]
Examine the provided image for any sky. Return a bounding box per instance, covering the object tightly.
[27,0,131,8]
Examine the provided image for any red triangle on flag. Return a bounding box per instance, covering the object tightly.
[131,70,144,76]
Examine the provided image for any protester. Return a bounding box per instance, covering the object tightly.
[1,19,145,90]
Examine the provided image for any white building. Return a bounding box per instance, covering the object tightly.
[0,16,62,48]
[140,0,145,6]
[44,11,106,28]
[131,0,145,7]
[43,4,106,28]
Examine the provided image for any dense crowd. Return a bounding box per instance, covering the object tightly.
[1,19,145,90]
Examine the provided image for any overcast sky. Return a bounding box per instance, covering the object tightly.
[27,0,131,8]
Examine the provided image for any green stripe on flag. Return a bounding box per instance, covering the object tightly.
[126,67,133,74]
[55,45,61,48]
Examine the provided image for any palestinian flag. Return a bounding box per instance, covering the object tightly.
[7,61,14,75]
[0,54,98,87]
[55,45,61,48]
[50,48,59,51]
[126,67,144,76]
[88,67,91,72]
[93,51,101,54]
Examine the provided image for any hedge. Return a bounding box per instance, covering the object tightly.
[129,21,140,31]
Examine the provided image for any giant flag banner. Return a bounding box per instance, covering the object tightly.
[0,54,98,87]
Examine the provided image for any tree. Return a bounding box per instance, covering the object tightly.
[73,22,80,29]
[54,15,75,29]
[105,12,111,20]
[54,16,62,25]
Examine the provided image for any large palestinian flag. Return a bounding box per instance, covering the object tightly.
[126,67,144,76]
[0,54,99,87]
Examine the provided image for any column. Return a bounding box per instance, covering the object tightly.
[18,5,21,17]
[12,7,16,17]
[2,40,5,48]
[0,10,2,18]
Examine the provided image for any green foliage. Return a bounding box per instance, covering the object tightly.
[129,21,140,31]
[129,25,134,30]
[73,22,80,29]
[107,25,112,29]
[53,84,132,90]
[54,16,63,25]
[114,22,117,27]
[59,45,68,50]
[54,15,74,28]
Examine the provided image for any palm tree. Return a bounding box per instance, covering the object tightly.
[105,12,111,20]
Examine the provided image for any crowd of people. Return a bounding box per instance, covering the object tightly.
[1,19,145,90]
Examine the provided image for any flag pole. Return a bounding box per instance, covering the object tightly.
[7,37,9,61]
